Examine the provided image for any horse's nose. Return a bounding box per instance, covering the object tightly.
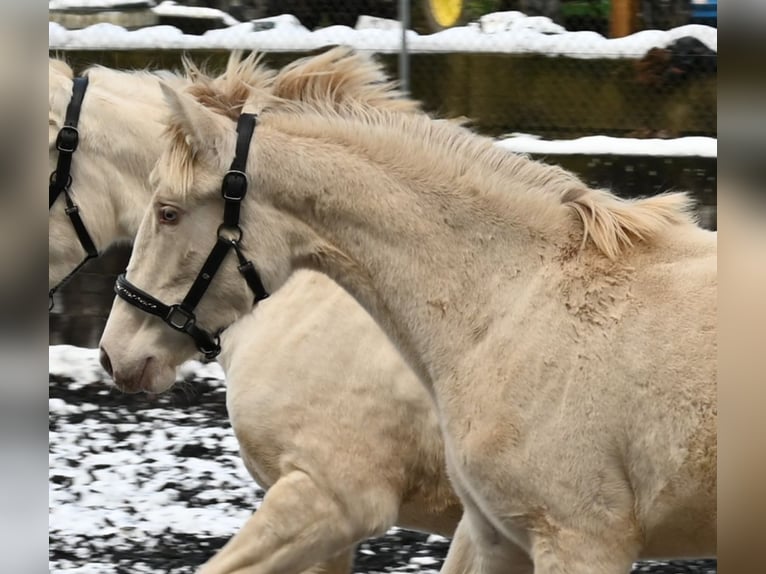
[99,346,113,377]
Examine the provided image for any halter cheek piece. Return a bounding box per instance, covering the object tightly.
[114,113,269,361]
[49,76,98,310]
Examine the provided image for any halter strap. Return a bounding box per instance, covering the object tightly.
[114,112,269,360]
[49,76,99,309]
[50,76,88,208]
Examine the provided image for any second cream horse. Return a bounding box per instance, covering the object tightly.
[49,50,461,574]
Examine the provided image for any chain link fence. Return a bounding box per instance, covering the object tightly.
[49,0,717,345]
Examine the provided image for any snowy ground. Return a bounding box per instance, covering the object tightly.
[49,346,717,573]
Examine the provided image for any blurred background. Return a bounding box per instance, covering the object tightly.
[49,0,717,344]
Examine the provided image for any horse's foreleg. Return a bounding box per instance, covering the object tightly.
[301,549,355,574]
[440,510,533,574]
[531,527,640,574]
[197,470,371,574]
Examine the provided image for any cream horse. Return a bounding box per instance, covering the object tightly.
[99,73,717,572]
[49,50,462,573]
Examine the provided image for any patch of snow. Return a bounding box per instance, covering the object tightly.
[152,0,239,27]
[250,13,306,29]
[177,359,225,381]
[49,345,109,384]
[47,13,716,59]
[355,15,403,31]
[479,11,566,34]
[49,21,69,45]
[49,345,226,385]
[496,134,717,157]
[49,397,80,414]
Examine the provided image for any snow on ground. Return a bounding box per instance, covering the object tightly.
[48,9,716,58]
[49,345,716,573]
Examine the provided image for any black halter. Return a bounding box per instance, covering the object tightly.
[114,113,269,360]
[49,76,98,309]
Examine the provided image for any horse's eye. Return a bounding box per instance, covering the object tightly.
[158,205,180,225]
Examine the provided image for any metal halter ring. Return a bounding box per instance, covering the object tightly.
[200,334,222,362]
[49,171,73,191]
[217,223,243,243]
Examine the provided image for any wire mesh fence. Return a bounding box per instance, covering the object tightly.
[49,0,717,345]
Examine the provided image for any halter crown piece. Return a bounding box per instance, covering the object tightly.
[49,76,98,309]
[114,113,269,360]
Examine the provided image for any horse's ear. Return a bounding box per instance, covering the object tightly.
[159,81,226,160]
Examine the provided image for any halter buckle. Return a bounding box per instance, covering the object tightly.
[166,305,195,331]
[56,126,80,153]
[221,170,248,201]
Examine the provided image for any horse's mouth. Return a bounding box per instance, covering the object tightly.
[113,356,155,394]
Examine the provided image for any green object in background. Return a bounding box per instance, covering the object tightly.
[561,0,611,19]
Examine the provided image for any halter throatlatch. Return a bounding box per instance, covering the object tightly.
[49,76,98,309]
[114,113,269,360]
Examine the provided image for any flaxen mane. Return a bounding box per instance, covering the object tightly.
[49,57,73,80]
[260,106,697,259]
[271,47,420,115]
[562,187,696,259]
[179,47,420,120]
[164,51,697,260]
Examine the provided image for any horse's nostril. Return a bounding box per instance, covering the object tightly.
[99,347,113,377]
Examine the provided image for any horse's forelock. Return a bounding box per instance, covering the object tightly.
[156,122,197,201]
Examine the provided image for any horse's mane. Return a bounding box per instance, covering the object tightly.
[162,50,697,260]
[562,187,696,259]
[49,57,73,80]
[270,47,420,115]
[177,47,420,121]
[260,105,697,259]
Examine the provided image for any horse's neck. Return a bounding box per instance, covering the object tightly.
[255,126,560,387]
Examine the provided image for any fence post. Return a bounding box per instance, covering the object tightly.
[610,0,637,38]
[399,0,410,93]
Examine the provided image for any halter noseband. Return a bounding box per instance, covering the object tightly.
[114,113,269,361]
[49,76,98,309]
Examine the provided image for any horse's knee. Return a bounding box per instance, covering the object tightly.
[340,485,400,539]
